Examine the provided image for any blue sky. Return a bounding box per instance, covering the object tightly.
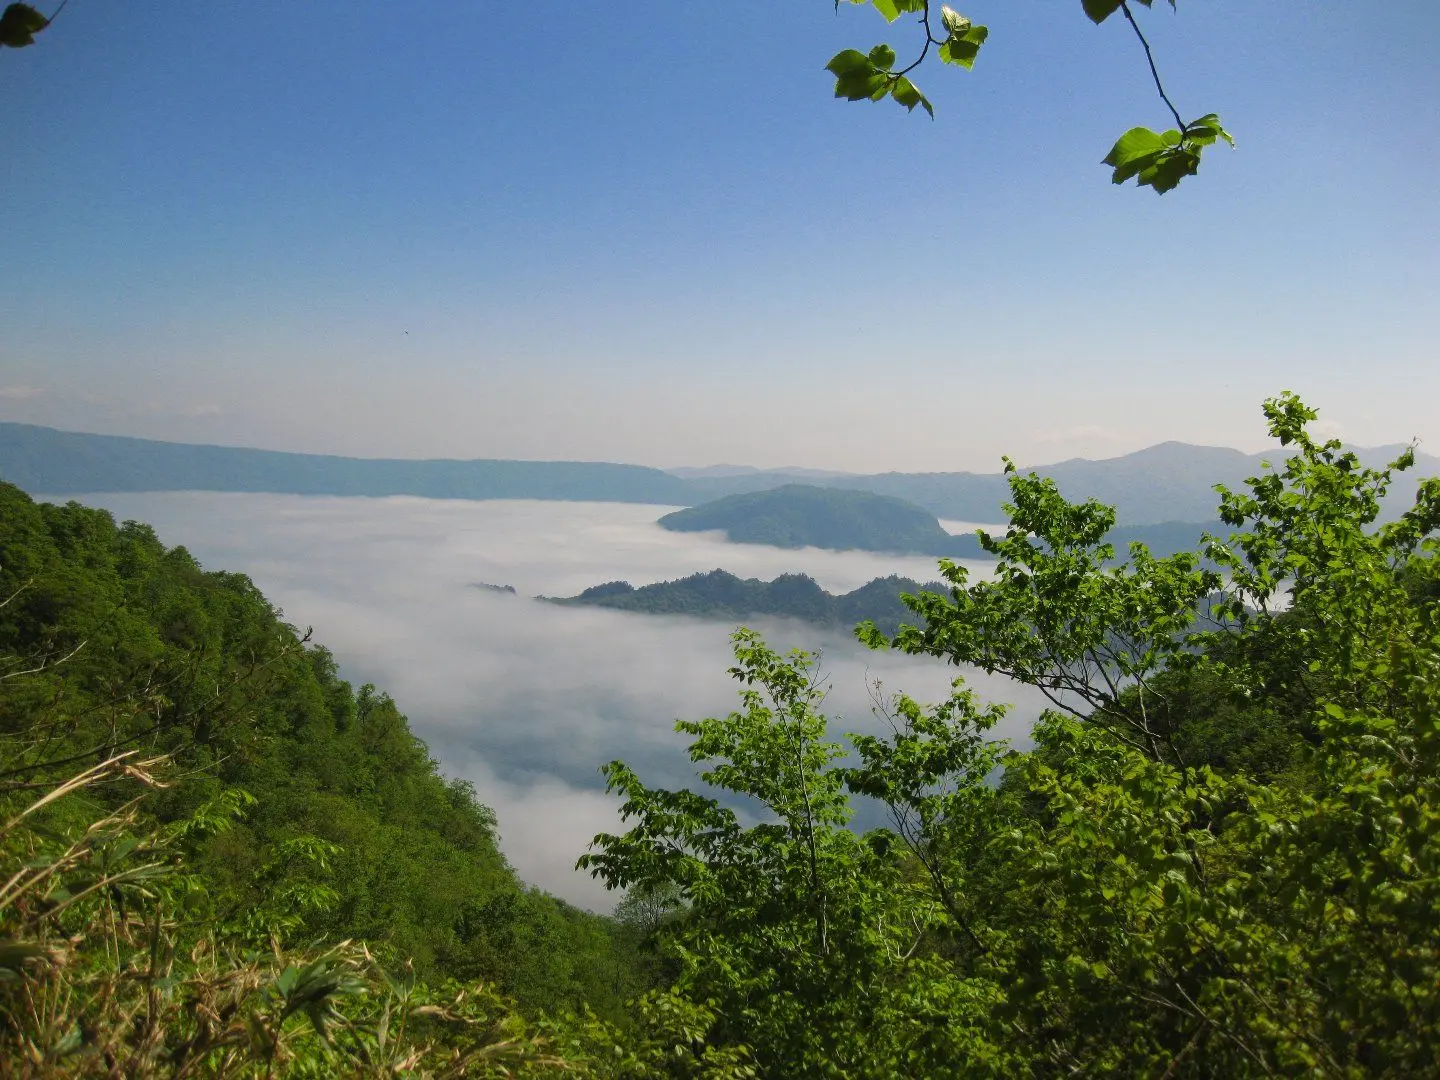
[2,1,1436,471]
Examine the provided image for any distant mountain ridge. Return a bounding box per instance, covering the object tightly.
[0,422,693,505]
[2,421,1432,527]
[676,441,1434,525]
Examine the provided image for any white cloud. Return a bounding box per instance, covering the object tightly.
[0,385,43,400]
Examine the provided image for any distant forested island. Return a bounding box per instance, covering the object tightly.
[660,483,1225,560]
[659,485,962,554]
[548,569,944,634]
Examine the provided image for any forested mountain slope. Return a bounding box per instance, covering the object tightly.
[0,480,644,1020]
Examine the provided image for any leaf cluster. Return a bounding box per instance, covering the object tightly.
[829,0,1232,193]
[827,3,987,119]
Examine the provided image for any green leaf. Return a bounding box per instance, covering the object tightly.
[870,0,901,22]
[1081,0,1123,24]
[825,49,873,77]
[1103,126,1166,169]
[0,2,49,48]
[890,76,934,118]
[834,69,888,102]
[1101,124,1206,193]
[828,49,889,102]
[1184,113,1236,149]
[1137,146,1200,193]
[938,25,988,70]
[1102,126,1169,183]
[867,44,897,71]
[940,5,971,35]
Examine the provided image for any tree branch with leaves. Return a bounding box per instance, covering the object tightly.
[829,0,1233,192]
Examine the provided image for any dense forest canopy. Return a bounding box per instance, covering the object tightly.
[0,481,672,1073]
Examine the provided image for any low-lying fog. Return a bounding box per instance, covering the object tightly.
[43,493,1045,909]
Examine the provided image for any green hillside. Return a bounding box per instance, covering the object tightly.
[0,481,644,1021]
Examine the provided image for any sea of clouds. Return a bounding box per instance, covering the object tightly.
[43,493,1046,909]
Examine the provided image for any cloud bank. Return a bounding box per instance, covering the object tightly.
[44,493,1044,908]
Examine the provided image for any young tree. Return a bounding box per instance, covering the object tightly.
[829,1,1231,192]
[586,394,1440,1076]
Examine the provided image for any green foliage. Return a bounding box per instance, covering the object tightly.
[0,2,50,49]
[585,394,1440,1075]
[825,45,937,119]
[538,991,756,1079]
[582,630,922,1075]
[0,751,567,1076]
[1103,114,1234,194]
[828,2,987,119]
[0,482,647,1023]
[937,11,987,72]
[1081,0,1170,26]
[830,0,1229,192]
[863,454,1224,763]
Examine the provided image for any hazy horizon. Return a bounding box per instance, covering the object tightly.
[4,414,1433,477]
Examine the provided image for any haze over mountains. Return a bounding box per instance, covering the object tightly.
[2,421,1432,527]
[659,485,962,554]
[659,485,1228,561]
